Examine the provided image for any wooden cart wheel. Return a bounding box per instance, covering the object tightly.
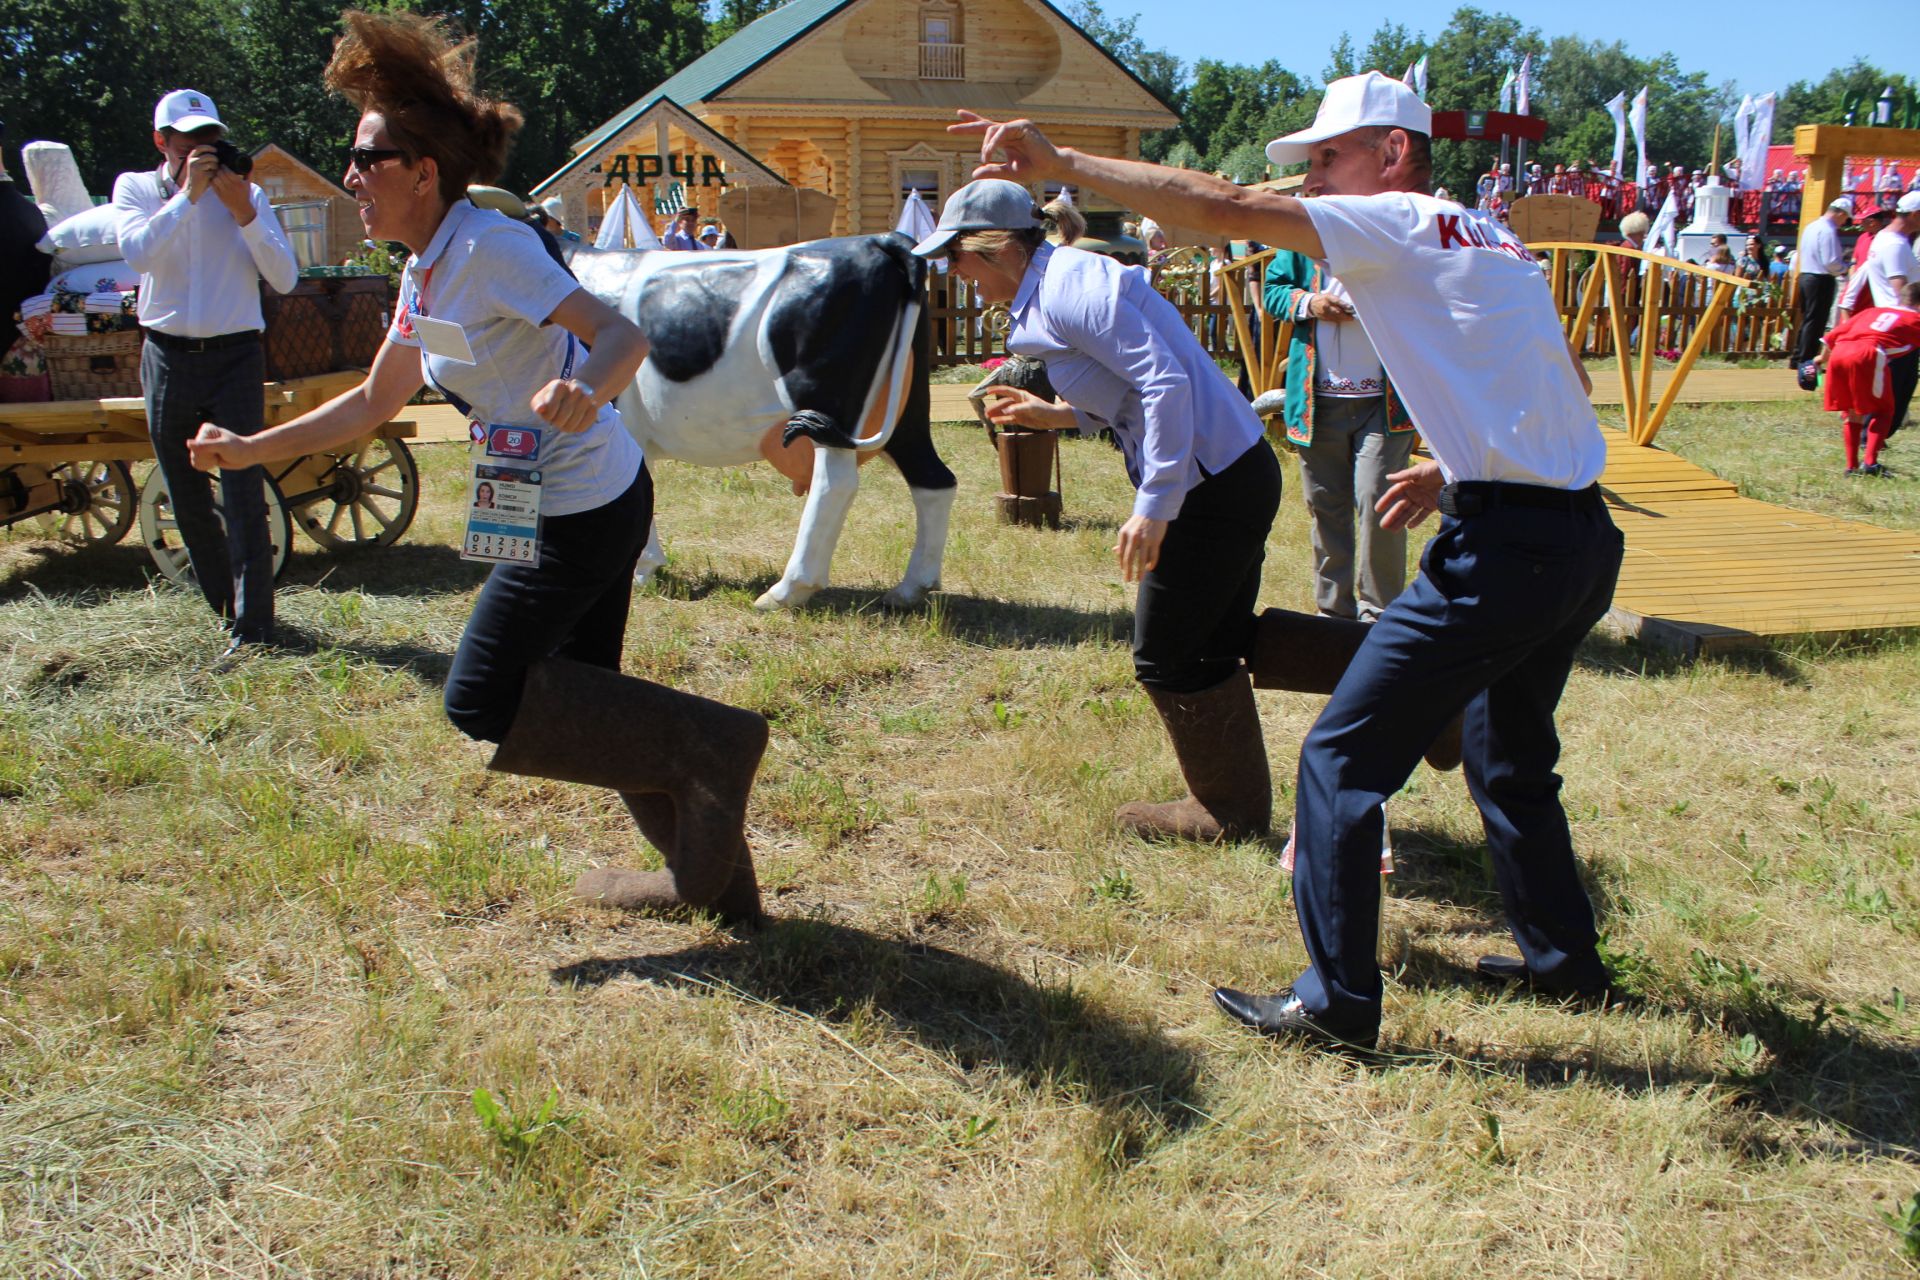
[283,437,420,550]
[137,468,293,587]
[32,459,138,545]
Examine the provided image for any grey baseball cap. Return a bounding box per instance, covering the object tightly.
[911,179,1042,257]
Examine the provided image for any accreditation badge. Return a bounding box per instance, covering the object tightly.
[460,424,545,566]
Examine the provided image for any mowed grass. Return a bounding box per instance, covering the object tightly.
[2,406,1919,1278]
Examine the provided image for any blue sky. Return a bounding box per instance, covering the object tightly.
[1125,2,1888,102]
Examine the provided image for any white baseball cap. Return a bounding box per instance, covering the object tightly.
[911,179,1041,257]
[1899,191,1920,214]
[1265,72,1432,167]
[155,89,223,134]
[539,196,565,223]
[1829,196,1854,214]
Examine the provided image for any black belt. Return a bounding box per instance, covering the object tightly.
[1438,481,1598,517]
[145,329,260,353]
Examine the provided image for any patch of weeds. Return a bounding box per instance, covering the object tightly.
[1885,1189,1920,1266]
[386,821,565,914]
[916,872,969,919]
[1597,935,1655,996]
[472,1085,573,1165]
[1074,760,1112,786]
[951,1113,998,1147]
[878,704,942,734]
[990,700,1025,730]
[1827,874,1899,925]
[315,721,382,774]
[321,592,369,631]
[70,723,180,793]
[1091,868,1137,904]
[0,733,37,800]
[714,1080,791,1137]
[770,772,884,848]
[1476,1109,1508,1165]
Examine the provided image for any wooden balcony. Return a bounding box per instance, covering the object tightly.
[919,42,964,80]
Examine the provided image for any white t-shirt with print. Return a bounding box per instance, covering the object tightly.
[1862,229,1918,310]
[1302,191,1605,489]
[389,200,641,517]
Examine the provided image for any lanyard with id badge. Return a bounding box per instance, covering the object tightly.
[409,263,569,567]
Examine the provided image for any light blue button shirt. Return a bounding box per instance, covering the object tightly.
[1005,242,1264,521]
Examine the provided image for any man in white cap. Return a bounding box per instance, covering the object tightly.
[537,195,579,243]
[113,89,297,665]
[952,70,1618,1054]
[1793,197,1852,368]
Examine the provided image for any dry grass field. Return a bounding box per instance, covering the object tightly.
[2,399,1918,1277]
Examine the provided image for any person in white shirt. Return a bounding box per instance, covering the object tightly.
[1851,191,1920,432]
[114,89,297,661]
[1793,198,1852,366]
[953,71,1619,1053]
[914,179,1284,845]
[659,207,706,250]
[186,10,772,926]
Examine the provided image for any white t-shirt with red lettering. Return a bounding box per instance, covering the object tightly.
[1302,192,1607,489]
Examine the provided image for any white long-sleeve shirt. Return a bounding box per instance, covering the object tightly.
[1005,242,1263,522]
[112,162,298,337]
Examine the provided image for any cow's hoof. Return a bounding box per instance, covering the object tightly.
[881,583,936,611]
[754,580,817,611]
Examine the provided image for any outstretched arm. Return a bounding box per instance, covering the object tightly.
[950,111,1324,258]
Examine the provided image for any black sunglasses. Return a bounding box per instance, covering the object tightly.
[347,146,407,172]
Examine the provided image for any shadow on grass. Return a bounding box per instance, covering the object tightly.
[0,538,488,605]
[1392,945,1920,1157]
[653,566,1134,649]
[553,916,1201,1132]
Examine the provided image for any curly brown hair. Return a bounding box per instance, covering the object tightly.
[324,9,523,206]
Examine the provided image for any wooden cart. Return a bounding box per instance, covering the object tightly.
[0,370,419,582]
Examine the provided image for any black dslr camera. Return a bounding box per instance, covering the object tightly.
[209,138,252,177]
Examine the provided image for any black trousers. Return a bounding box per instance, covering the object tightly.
[1891,349,1918,438]
[1132,440,1283,693]
[444,466,652,743]
[141,336,273,641]
[1790,274,1837,368]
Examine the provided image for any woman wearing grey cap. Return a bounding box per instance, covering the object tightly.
[914,178,1283,844]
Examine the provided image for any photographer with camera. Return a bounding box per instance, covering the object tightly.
[114,89,297,666]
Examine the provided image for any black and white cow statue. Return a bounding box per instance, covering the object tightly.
[566,233,955,611]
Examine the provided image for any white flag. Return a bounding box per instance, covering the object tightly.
[1402,56,1428,101]
[1739,93,1774,191]
[1732,95,1754,179]
[1498,69,1516,115]
[1516,54,1534,116]
[1629,86,1650,188]
[1646,188,1680,258]
[1605,91,1628,177]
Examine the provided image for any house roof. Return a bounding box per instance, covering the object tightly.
[569,0,1177,157]
[248,142,350,201]
[530,96,791,197]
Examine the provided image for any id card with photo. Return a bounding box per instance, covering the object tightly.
[462,441,544,566]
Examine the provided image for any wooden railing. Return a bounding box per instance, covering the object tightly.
[919,42,965,79]
[1220,242,1779,449]
[923,258,1247,367]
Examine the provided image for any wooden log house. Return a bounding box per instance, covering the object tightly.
[530,0,1177,241]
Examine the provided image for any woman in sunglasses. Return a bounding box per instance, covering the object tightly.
[188,9,770,926]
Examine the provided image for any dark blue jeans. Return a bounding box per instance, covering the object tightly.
[1288,484,1625,1030]
[1133,440,1282,693]
[444,466,652,743]
[142,336,273,641]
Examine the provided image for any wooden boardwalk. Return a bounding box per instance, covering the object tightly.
[1598,427,1920,653]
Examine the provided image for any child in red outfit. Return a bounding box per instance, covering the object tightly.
[1819,281,1920,475]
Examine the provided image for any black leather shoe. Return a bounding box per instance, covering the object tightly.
[1212,986,1379,1053]
[1475,953,1614,1002]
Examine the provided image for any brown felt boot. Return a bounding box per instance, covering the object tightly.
[1245,608,1464,772]
[1116,672,1273,842]
[572,796,764,926]
[490,658,769,926]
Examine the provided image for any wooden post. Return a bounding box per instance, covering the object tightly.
[1605,264,1637,429]
[1641,278,1738,446]
[1637,263,1662,438]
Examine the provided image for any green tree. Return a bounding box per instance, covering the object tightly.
[1775,61,1920,139]
[1063,1,1185,159]
[1420,6,1546,196]
[223,0,358,176]
[1360,21,1425,84]
[705,0,781,44]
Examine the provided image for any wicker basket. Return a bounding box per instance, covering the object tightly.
[43,329,146,401]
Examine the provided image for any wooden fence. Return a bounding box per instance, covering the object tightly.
[925,254,1245,367]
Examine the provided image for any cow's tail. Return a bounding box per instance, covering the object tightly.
[782,237,927,451]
